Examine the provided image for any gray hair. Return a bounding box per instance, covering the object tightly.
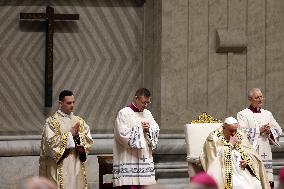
[19,176,56,189]
[247,88,261,98]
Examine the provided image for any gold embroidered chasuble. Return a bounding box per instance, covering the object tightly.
[39,111,93,189]
[200,127,270,189]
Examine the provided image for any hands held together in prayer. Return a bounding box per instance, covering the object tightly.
[70,122,85,153]
[70,122,86,161]
[71,122,80,137]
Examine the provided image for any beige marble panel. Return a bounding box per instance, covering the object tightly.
[266,0,284,126]
[143,0,162,123]
[144,0,156,89]
[151,0,162,125]
[0,0,147,135]
[187,0,209,120]
[207,0,228,119]
[227,0,247,116]
[160,0,189,133]
[247,0,266,91]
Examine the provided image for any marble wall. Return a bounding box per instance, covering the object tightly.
[0,0,160,135]
[1,0,284,188]
[160,0,284,133]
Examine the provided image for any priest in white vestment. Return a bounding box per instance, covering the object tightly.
[113,88,159,189]
[39,90,93,189]
[237,88,282,188]
[200,117,270,189]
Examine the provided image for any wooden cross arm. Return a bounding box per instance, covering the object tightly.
[54,14,79,20]
[20,13,79,20]
[20,13,46,20]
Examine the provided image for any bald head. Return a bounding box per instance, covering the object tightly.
[20,176,56,189]
[189,172,218,189]
[278,167,284,189]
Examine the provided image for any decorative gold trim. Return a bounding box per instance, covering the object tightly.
[76,116,88,151]
[55,133,68,162]
[48,115,61,135]
[81,162,88,189]
[216,130,257,189]
[57,161,64,189]
[191,112,222,123]
[48,114,68,163]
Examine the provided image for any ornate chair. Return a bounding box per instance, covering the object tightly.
[184,112,223,177]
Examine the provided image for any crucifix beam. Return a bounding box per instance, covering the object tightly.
[20,13,79,20]
[20,6,79,107]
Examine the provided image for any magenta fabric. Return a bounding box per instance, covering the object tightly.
[279,166,284,182]
[249,105,261,113]
[128,103,142,112]
[115,186,144,189]
[190,172,217,187]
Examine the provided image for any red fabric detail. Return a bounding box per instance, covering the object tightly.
[249,105,261,113]
[190,172,217,187]
[129,103,142,112]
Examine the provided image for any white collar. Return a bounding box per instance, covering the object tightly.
[57,109,73,118]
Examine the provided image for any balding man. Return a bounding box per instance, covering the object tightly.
[237,88,282,188]
[200,117,270,189]
[189,172,217,189]
[278,167,284,189]
[20,176,56,189]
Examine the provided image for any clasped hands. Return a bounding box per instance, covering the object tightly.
[70,122,85,153]
[71,122,80,137]
[260,123,271,137]
[141,121,150,133]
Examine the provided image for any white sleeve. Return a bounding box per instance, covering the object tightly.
[146,112,160,149]
[270,113,282,141]
[66,132,75,149]
[115,110,146,149]
[237,112,258,144]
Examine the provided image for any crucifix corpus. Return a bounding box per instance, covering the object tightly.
[20,6,79,107]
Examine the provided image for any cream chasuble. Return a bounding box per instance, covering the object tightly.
[39,110,93,189]
[200,127,270,189]
[113,107,159,187]
[237,108,282,181]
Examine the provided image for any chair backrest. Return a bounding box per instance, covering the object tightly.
[184,113,222,163]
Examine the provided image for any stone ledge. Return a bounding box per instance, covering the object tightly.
[0,134,283,158]
[0,134,186,156]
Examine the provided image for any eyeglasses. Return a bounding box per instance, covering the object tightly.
[253,96,264,100]
[137,97,151,105]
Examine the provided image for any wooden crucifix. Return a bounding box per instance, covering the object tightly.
[20,6,79,107]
